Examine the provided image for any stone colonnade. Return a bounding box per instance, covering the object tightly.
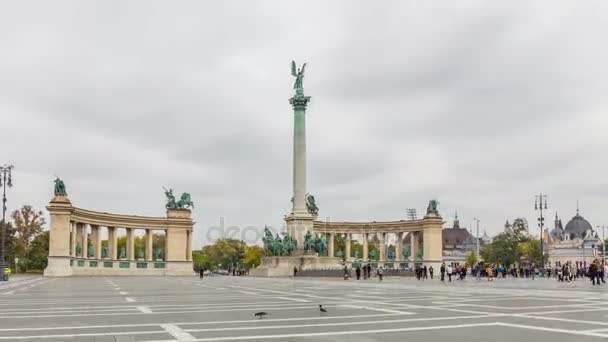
[44,194,194,276]
[68,223,193,263]
[312,215,444,267]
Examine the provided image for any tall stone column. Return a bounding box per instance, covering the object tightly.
[186,230,193,261]
[328,233,335,257]
[395,232,403,262]
[109,227,118,260]
[146,229,153,261]
[363,233,369,260]
[91,225,102,259]
[345,233,351,260]
[289,95,311,216]
[127,228,135,260]
[96,227,103,259]
[410,231,418,263]
[379,232,386,265]
[75,223,83,256]
[81,224,88,259]
[285,92,314,252]
[70,222,77,257]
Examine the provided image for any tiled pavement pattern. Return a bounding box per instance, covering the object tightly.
[1,275,608,341]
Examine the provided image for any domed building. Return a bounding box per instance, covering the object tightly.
[546,206,601,268]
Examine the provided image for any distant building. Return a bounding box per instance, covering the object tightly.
[442,212,483,265]
[546,207,602,268]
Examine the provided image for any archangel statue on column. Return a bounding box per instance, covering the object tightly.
[291,61,306,96]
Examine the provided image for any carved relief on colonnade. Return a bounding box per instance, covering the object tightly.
[44,179,194,276]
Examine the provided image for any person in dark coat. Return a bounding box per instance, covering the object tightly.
[440,263,446,282]
[199,268,204,279]
[355,266,361,280]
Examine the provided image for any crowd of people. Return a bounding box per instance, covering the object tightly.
[337,259,608,286]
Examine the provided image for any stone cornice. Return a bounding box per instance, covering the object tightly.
[313,217,444,234]
[71,207,193,230]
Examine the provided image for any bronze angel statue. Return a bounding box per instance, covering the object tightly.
[291,60,306,96]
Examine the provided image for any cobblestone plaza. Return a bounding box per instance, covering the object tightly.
[2,275,608,341]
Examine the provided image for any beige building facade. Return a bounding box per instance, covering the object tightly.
[44,194,194,276]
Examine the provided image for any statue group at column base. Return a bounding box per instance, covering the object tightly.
[249,255,343,277]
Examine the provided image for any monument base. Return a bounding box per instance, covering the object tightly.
[44,258,194,276]
[250,256,343,277]
[44,257,74,277]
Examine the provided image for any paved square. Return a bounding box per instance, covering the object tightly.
[1,276,608,341]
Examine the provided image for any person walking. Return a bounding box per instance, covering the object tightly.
[293,266,298,277]
[377,266,384,282]
[355,266,361,280]
[440,263,446,282]
[429,265,434,279]
[423,265,428,280]
[589,262,598,285]
[447,264,453,282]
[199,268,204,279]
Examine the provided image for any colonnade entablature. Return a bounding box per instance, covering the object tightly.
[44,191,194,277]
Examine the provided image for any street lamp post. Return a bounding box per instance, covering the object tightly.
[0,164,14,281]
[598,225,606,264]
[473,218,480,259]
[534,194,548,270]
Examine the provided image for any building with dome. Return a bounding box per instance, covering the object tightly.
[546,207,602,268]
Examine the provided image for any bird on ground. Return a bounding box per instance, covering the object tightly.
[254,311,268,319]
[319,305,327,313]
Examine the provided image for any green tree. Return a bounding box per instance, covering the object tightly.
[193,240,268,271]
[25,231,49,270]
[11,205,46,260]
[465,250,478,267]
[243,245,264,268]
[480,221,530,267]
[517,239,544,266]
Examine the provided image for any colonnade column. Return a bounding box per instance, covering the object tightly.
[363,233,369,260]
[345,233,351,260]
[328,233,335,257]
[127,228,135,260]
[109,227,118,260]
[81,224,88,259]
[186,230,192,261]
[379,233,386,265]
[70,222,76,257]
[410,231,418,263]
[395,232,403,262]
[93,225,102,259]
[146,229,153,261]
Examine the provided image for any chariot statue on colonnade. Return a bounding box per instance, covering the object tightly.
[163,187,194,209]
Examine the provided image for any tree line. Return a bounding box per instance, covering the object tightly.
[2,205,49,272]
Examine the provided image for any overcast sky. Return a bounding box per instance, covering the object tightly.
[1,1,607,247]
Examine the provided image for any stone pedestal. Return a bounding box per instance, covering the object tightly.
[44,196,74,277]
[250,255,343,277]
[285,213,314,252]
[422,214,444,269]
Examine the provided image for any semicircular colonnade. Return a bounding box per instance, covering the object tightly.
[44,194,194,276]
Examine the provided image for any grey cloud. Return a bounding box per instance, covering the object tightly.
[1,1,607,247]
